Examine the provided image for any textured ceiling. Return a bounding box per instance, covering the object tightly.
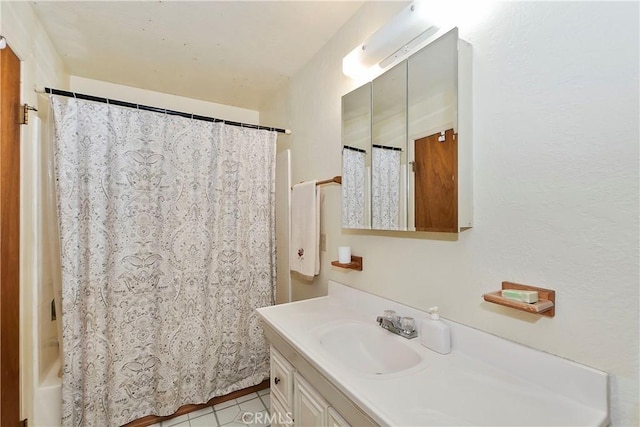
[32,1,364,110]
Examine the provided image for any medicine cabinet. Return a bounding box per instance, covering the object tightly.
[341,28,472,233]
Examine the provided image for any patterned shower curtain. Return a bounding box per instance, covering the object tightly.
[51,96,276,426]
[371,146,401,230]
[341,147,366,228]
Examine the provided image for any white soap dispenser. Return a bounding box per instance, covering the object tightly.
[420,306,451,354]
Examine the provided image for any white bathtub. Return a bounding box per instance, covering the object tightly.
[33,356,61,427]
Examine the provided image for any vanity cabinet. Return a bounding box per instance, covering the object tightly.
[327,408,350,427]
[291,374,352,427]
[268,345,370,427]
[271,347,294,410]
[293,373,330,427]
[271,394,293,427]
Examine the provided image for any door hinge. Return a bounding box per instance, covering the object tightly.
[20,418,28,427]
[20,104,37,125]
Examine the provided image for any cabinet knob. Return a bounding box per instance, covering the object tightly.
[274,377,280,384]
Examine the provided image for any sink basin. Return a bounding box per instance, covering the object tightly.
[315,321,424,375]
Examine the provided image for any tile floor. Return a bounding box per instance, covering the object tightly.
[151,389,271,427]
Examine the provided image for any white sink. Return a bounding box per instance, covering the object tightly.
[315,321,424,375]
[257,281,610,426]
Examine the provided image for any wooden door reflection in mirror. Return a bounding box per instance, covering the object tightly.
[414,129,457,232]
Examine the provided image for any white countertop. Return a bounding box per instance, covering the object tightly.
[257,281,609,426]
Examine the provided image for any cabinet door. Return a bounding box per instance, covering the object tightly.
[293,373,328,427]
[327,407,351,427]
[272,393,294,427]
[271,346,295,411]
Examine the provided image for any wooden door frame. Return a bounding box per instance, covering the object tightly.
[0,43,22,427]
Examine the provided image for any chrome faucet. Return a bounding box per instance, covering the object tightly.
[376,310,417,339]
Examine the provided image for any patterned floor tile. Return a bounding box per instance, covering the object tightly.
[190,411,219,427]
[239,397,266,413]
[215,404,242,425]
[161,413,190,427]
[213,399,238,412]
[155,389,271,427]
[258,393,270,413]
[188,406,214,420]
[235,392,260,403]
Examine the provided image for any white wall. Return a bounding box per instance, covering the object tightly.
[69,76,259,124]
[261,1,408,301]
[275,149,291,304]
[0,1,69,423]
[261,1,639,425]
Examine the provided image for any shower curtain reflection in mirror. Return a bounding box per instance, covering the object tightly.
[371,146,402,230]
[341,146,367,229]
[51,96,276,426]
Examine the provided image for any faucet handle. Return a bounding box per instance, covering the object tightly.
[400,316,416,333]
[383,309,396,320]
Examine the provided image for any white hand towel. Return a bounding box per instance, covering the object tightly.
[290,180,320,281]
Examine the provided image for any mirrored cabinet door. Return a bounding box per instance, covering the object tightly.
[372,61,407,231]
[341,83,371,229]
[407,29,458,232]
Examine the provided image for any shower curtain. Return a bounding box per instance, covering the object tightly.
[341,147,366,228]
[371,146,401,230]
[51,96,277,426]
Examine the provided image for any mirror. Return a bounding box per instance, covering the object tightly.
[341,83,371,229]
[407,29,458,232]
[372,61,407,230]
[341,28,471,233]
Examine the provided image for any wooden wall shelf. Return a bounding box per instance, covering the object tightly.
[483,281,555,317]
[331,255,363,271]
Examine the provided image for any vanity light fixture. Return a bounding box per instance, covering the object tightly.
[342,2,439,79]
[0,36,7,50]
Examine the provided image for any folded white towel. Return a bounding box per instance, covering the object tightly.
[290,180,320,281]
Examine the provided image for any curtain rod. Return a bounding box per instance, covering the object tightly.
[373,144,402,151]
[343,145,366,153]
[38,87,292,135]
